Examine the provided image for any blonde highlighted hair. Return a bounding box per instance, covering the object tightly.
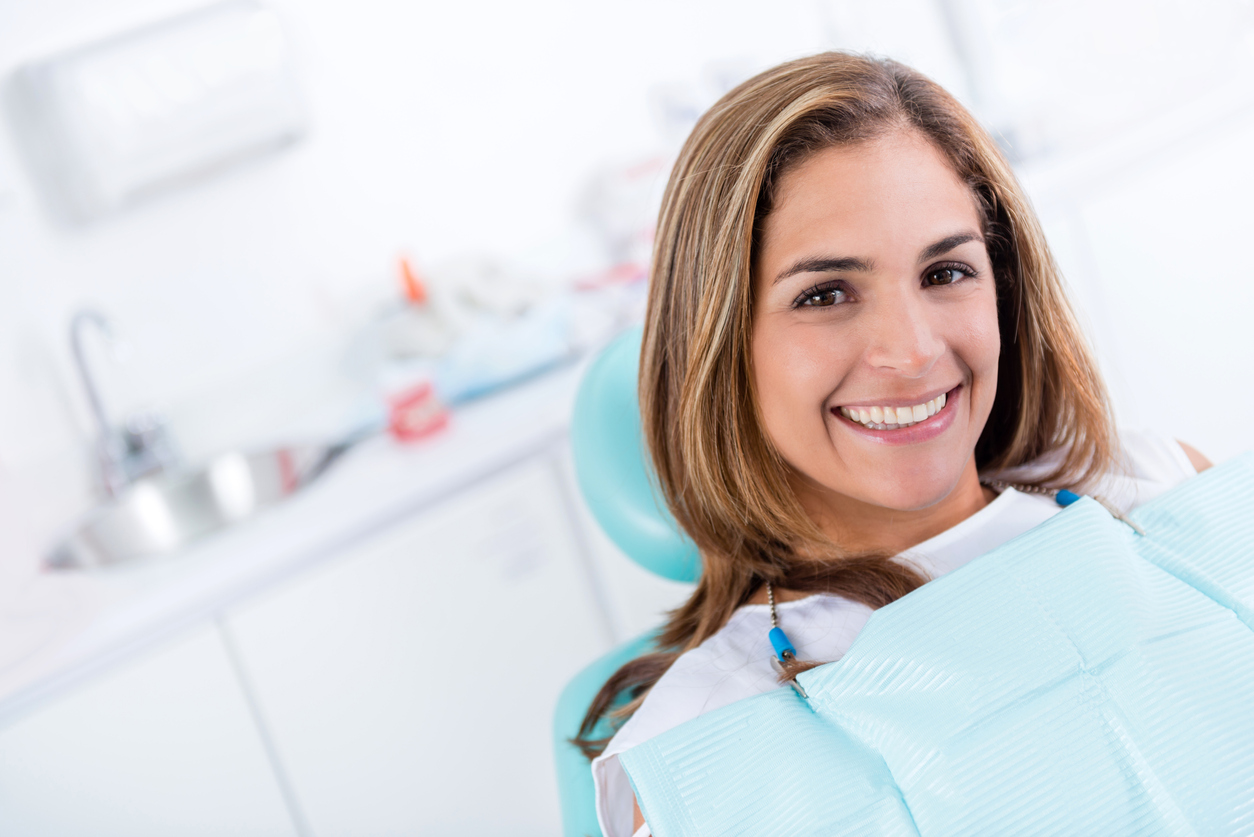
[576,51,1114,758]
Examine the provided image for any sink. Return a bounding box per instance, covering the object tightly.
[47,445,338,569]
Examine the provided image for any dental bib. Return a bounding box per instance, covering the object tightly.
[621,453,1254,836]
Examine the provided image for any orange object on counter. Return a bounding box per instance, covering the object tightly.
[399,256,428,305]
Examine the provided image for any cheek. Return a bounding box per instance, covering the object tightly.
[953,291,1002,406]
[751,317,855,448]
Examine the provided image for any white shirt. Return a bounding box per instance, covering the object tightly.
[592,429,1198,837]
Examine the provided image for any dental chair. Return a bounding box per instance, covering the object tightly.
[553,325,700,837]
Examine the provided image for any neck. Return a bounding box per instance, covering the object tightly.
[794,456,995,557]
[744,457,996,606]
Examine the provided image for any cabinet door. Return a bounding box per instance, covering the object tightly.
[224,456,614,837]
[0,625,298,837]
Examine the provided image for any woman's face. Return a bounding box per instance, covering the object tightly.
[752,128,1000,516]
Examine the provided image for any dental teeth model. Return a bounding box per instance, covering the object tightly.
[839,392,946,430]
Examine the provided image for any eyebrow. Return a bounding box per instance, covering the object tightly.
[918,231,983,262]
[773,256,872,285]
[772,231,984,285]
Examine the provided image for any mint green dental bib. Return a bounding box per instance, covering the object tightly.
[621,453,1254,836]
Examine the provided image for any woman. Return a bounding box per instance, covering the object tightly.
[577,52,1211,837]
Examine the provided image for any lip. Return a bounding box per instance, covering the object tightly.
[830,385,962,445]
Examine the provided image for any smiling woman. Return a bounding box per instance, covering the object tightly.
[574,52,1207,837]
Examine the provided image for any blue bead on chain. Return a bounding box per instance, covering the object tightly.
[1055,488,1082,507]
[768,626,796,661]
[766,582,807,698]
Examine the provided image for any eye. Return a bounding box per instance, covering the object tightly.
[924,263,975,286]
[793,283,848,308]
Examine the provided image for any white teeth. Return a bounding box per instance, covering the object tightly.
[838,391,951,430]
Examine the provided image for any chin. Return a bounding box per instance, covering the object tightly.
[841,458,968,512]
[868,483,957,512]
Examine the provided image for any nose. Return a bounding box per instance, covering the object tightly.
[861,288,945,378]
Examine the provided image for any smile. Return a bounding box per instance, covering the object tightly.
[836,389,952,430]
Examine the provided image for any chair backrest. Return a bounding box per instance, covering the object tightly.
[552,631,657,837]
[554,325,700,836]
[569,324,700,581]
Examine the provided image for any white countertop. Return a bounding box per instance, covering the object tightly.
[0,359,588,726]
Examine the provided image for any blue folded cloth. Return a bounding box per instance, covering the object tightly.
[622,453,1254,836]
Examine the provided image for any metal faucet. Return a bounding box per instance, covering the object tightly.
[70,309,177,498]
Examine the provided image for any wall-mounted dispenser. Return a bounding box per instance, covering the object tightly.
[5,1,307,224]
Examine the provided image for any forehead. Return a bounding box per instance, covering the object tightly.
[757,129,982,270]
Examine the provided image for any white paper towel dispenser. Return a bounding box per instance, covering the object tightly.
[5,1,307,223]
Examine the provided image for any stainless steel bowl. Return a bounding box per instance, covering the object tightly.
[47,446,331,569]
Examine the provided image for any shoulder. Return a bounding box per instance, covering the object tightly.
[1176,440,1213,473]
[1094,427,1201,513]
[1117,427,1203,480]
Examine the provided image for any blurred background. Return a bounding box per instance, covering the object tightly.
[0,0,1250,834]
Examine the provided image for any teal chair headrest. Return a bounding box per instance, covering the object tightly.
[570,326,701,582]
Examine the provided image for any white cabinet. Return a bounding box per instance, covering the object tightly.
[0,625,297,837]
[224,455,614,836]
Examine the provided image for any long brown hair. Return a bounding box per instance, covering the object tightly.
[575,52,1114,759]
